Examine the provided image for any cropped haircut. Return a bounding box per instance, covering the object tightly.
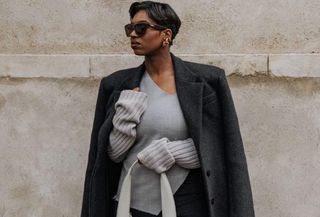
[129,1,181,46]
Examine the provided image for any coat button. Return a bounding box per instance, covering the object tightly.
[206,170,211,177]
[211,198,215,205]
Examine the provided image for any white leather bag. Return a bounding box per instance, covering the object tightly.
[115,159,177,217]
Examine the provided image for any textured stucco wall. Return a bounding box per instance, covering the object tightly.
[0,1,319,217]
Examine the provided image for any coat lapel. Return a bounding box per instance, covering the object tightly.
[111,52,204,154]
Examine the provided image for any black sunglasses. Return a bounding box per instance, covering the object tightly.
[124,22,168,37]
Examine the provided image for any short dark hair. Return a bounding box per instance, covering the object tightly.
[129,1,181,46]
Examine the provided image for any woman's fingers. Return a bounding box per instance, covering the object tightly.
[132,87,140,92]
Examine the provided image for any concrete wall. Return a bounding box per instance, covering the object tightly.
[0,0,319,216]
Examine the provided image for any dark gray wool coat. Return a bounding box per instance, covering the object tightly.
[80,52,255,217]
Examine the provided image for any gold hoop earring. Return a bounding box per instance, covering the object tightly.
[162,38,170,47]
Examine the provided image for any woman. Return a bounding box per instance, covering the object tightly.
[80,1,255,217]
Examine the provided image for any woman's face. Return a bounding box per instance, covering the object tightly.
[129,10,168,56]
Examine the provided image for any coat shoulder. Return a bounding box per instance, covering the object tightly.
[182,60,225,81]
[100,66,138,89]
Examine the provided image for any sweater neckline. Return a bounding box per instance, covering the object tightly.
[144,71,177,96]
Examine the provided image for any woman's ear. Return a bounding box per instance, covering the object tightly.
[161,29,172,41]
[166,29,173,41]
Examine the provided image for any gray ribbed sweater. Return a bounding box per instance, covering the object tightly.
[107,71,201,215]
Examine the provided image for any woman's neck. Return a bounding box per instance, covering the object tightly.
[144,52,174,77]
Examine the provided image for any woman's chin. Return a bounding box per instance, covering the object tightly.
[132,49,145,56]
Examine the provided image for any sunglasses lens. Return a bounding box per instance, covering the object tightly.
[125,24,133,36]
[125,23,149,37]
[135,23,148,36]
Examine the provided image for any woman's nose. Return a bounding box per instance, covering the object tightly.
[129,29,138,37]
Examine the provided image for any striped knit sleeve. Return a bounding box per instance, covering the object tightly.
[137,137,175,174]
[137,137,200,173]
[166,138,201,169]
[107,90,148,163]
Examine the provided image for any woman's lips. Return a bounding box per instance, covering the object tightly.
[131,43,140,48]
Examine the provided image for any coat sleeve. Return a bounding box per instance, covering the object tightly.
[80,77,109,217]
[216,69,255,217]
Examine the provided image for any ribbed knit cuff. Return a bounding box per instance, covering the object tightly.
[137,137,176,174]
[166,138,201,169]
[108,90,148,163]
[114,90,148,124]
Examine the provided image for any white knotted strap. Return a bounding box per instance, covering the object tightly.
[116,159,177,217]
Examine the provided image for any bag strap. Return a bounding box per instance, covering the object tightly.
[116,159,177,217]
